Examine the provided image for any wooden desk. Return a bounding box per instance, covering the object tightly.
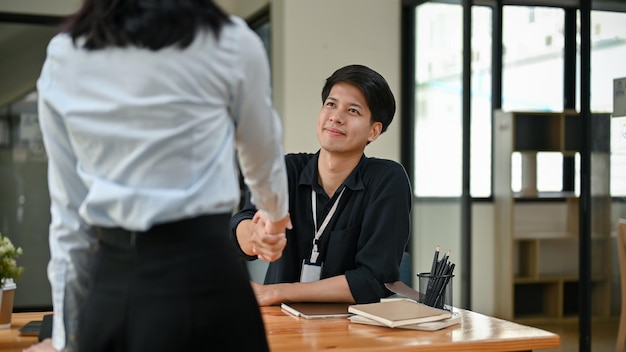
[261,306,559,351]
[2,307,559,351]
[0,312,46,351]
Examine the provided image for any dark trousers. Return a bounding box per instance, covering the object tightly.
[78,214,269,352]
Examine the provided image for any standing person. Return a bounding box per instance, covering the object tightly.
[231,64,412,307]
[26,0,291,351]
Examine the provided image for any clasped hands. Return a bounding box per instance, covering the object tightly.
[249,210,292,262]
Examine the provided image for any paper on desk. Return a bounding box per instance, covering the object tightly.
[349,312,461,331]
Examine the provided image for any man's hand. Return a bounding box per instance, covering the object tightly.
[250,211,292,262]
[251,281,284,306]
[259,212,292,236]
[23,338,57,352]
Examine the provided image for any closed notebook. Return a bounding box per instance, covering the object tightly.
[281,302,352,319]
[348,299,451,328]
[348,312,461,331]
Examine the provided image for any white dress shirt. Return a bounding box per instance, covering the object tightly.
[37,16,288,351]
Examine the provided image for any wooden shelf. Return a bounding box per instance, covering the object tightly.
[493,110,612,323]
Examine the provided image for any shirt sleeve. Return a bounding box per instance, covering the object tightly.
[345,161,412,303]
[37,47,97,352]
[229,17,289,223]
[229,188,259,260]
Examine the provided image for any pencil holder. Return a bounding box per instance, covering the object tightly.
[417,272,454,312]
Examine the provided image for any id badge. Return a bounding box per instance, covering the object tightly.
[300,259,322,283]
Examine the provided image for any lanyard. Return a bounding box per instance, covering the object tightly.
[309,187,346,263]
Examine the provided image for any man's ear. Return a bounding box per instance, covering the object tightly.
[368,122,383,143]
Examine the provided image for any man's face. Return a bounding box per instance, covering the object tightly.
[317,82,382,155]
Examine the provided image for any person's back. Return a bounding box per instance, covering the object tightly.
[32,1,290,351]
[39,15,280,230]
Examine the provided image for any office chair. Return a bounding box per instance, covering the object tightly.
[617,219,626,352]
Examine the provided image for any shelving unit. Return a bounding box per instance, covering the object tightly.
[493,110,612,323]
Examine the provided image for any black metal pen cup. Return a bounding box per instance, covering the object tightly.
[417,272,454,312]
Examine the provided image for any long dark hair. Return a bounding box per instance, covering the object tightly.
[62,0,232,50]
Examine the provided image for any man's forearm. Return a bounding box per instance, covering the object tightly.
[278,275,355,304]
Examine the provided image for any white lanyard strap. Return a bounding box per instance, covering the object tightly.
[310,187,346,263]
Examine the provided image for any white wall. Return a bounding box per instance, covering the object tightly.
[270,0,401,160]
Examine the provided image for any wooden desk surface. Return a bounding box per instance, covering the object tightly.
[261,306,559,351]
[0,312,46,352]
[2,307,559,351]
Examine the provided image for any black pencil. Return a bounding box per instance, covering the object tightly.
[436,251,450,276]
[424,246,440,302]
[429,245,440,275]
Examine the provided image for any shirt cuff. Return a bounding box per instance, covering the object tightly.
[230,212,258,261]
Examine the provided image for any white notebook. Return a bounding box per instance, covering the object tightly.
[349,312,461,331]
[348,299,452,328]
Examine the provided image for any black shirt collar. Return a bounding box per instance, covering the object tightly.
[298,150,366,194]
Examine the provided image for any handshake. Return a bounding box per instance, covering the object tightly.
[239,210,292,262]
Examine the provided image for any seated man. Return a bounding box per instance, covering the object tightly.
[230,64,412,306]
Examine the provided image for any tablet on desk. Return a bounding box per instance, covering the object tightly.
[19,314,52,342]
[280,302,352,319]
[39,314,53,341]
[18,320,42,337]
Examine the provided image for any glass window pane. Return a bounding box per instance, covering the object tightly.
[470,7,493,198]
[414,3,492,197]
[414,3,463,197]
[503,6,565,193]
[502,6,564,111]
[590,11,626,113]
[589,10,626,197]
[612,116,626,196]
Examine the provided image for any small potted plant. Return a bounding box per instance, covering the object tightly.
[0,232,24,328]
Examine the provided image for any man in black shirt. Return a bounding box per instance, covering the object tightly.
[231,64,411,305]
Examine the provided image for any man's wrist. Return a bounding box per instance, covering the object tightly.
[234,219,258,260]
